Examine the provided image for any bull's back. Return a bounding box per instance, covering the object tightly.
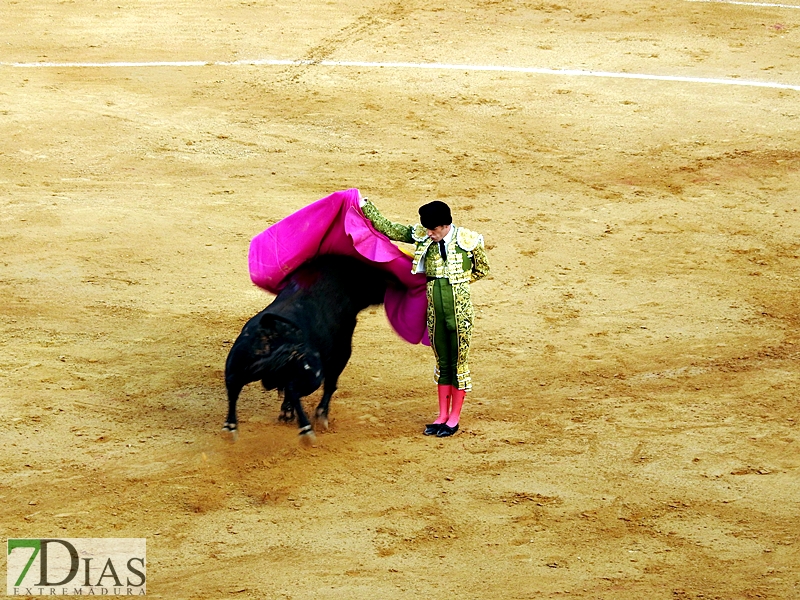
[230,255,388,371]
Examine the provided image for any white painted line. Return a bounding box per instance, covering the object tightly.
[321,60,800,91]
[4,60,211,68]
[687,0,800,8]
[2,58,799,91]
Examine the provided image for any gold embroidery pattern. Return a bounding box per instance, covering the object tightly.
[444,237,468,282]
[361,200,413,243]
[422,240,447,278]
[456,227,481,251]
[412,238,434,274]
[418,229,481,283]
[470,241,490,283]
[426,281,440,383]
[412,224,428,242]
[453,281,474,391]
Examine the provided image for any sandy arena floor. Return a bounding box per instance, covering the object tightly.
[2,1,799,598]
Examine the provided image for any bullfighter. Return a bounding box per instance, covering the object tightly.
[360,196,490,437]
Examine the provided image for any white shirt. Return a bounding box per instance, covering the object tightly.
[415,224,454,274]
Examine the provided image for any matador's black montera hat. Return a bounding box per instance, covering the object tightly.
[418,200,452,230]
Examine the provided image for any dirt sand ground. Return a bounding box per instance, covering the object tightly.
[2,1,799,598]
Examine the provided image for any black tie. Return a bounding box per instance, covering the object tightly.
[438,240,447,262]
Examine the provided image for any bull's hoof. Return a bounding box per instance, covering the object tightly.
[222,423,239,442]
[298,425,317,447]
[278,411,295,423]
[314,409,329,430]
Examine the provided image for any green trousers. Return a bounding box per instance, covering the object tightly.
[427,277,474,390]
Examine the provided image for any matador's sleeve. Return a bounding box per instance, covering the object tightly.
[470,239,490,283]
[361,199,414,244]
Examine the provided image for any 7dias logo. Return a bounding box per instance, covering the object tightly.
[7,538,146,596]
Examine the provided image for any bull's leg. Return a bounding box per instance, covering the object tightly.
[315,341,352,430]
[286,386,316,446]
[222,382,243,441]
[314,381,335,431]
[274,387,296,422]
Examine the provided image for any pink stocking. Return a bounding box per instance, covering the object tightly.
[445,387,466,428]
[434,385,452,424]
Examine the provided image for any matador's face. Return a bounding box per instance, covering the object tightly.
[426,224,451,243]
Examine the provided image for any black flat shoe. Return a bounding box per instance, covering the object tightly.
[436,424,459,437]
[424,423,442,436]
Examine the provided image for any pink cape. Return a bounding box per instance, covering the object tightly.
[248,188,430,345]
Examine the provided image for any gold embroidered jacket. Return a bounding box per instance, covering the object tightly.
[361,199,490,284]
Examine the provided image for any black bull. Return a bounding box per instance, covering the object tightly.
[223,254,396,443]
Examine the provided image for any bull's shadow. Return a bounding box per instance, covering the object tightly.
[223,254,397,444]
